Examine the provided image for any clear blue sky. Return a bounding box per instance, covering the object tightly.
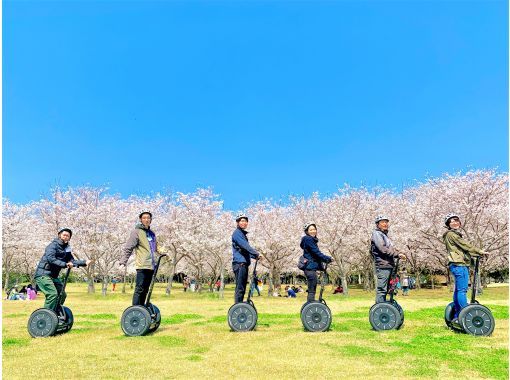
[3,1,508,210]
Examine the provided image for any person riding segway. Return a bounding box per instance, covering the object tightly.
[227,213,260,332]
[28,228,92,338]
[443,213,494,336]
[369,216,406,331]
[299,223,333,332]
[119,210,166,336]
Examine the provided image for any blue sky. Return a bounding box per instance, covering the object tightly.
[3,1,508,210]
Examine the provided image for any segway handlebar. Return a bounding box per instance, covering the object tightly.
[471,256,481,304]
[246,257,260,303]
[144,254,168,306]
[54,267,72,312]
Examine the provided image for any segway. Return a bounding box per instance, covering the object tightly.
[227,259,259,332]
[369,258,404,331]
[444,257,495,336]
[121,254,167,336]
[301,263,332,332]
[27,267,74,338]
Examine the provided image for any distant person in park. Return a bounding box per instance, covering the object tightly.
[183,276,190,292]
[232,213,260,303]
[370,216,406,303]
[249,274,261,297]
[34,228,91,310]
[112,277,119,292]
[120,210,162,306]
[443,213,490,322]
[27,284,37,300]
[333,285,343,294]
[402,274,410,296]
[300,223,332,302]
[285,286,297,298]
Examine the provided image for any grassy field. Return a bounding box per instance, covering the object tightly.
[2,283,508,379]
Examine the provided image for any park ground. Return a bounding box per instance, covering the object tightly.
[2,284,509,379]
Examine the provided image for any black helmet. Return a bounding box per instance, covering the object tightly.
[58,228,73,237]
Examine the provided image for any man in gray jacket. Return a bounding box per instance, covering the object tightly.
[370,216,406,303]
[35,228,92,310]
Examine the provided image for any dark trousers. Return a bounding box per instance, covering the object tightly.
[233,263,248,303]
[304,270,318,302]
[375,267,392,303]
[133,269,154,306]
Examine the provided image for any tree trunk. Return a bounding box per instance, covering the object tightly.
[101,276,108,296]
[165,262,176,296]
[339,270,349,296]
[122,273,127,294]
[219,262,225,299]
[87,276,95,293]
[267,272,274,296]
[3,269,10,292]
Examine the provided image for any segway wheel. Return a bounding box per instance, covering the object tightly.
[459,304,495,337]
[301,302,332,332]
[391,300,404,329]
[121,306,151,336]
[369,302,402,331]
[444,302,455,328]
[55,306,74,333]
[228,302,258,332]
[147,304,161,333]
[300,301,311,315]
[28,308,59,338]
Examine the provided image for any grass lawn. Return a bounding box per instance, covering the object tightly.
[2,284,508,379]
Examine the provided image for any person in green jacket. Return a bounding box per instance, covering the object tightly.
[443,213,490,321]
[119,210,162,306]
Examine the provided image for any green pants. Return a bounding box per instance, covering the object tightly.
[35,276,66,310]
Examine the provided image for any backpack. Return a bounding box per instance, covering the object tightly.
[297,255,308,270]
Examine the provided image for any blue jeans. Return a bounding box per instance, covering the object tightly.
[450,264,469,318]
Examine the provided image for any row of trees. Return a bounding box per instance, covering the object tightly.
[3,169,508,297]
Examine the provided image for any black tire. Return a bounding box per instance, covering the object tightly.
[121,306,151,336]
[300,301,311,315]
[55,306,74,333]
[301,302,332,332]
[147,304,161,333]
[369,302,402,331]
[444,302,455,328]
[227,302,258,332]
[28,308,59,338]
[459,304,495,337]
[391,300,404,329]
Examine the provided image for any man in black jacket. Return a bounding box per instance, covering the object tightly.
[34,228,91,310]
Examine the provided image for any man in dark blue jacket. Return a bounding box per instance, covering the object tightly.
[232,213,260,303]
[34,228,91,310]
[300,223,332,302]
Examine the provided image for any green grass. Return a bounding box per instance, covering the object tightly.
[2,284,508,379]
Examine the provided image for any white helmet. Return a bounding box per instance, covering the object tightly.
[444,213,460,227]
[374,215,389,224]
[303,223,316,232]
[235,213,248,222]
[139,210,152,219]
